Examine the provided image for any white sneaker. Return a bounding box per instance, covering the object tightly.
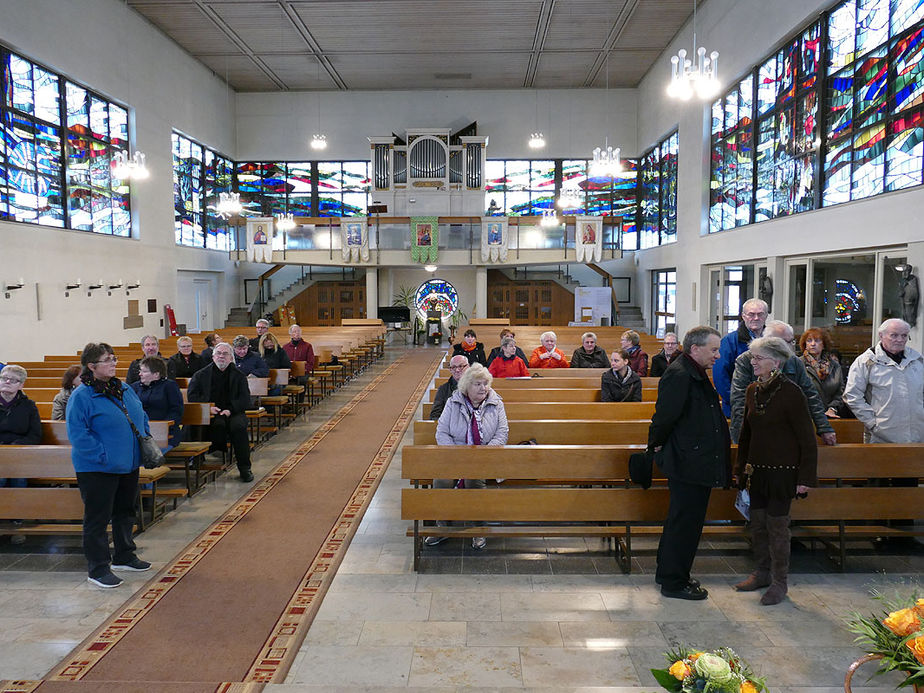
[10,534,26,545]
[471,537,486,550]
[424,536,446,547]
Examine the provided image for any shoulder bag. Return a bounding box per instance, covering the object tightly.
[108,395,165,469]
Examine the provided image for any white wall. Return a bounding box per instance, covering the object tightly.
[631,0,924,348]
[0,0,245,362]
[236,89,638,161]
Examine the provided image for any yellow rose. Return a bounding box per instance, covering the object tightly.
[914,599,924,618]
[688,652,703,662]
[740,681,759,693]
[883,608,921,637]
[907,636,924,665]
[669,660,692,680]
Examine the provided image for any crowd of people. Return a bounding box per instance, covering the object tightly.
[2,323,320,588]
[426,308,923,607]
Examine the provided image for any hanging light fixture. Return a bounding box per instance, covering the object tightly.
[667,0,720,100]
[215,191,243,218]
[275,212,296,232]
[556,185,582,209]
[311,56,327,150]
[539,209,559,228]
[527,89,545,149]
[111,150,149,180]
[590,51,622,178]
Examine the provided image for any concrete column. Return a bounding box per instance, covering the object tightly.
[365,268,378,319]
[475,266,487,318]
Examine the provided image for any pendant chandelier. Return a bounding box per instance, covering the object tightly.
[215,192,243,218]
[111,150,149,180]
[275,212,296,232]
[666,0,720,100]
[590,52,622,178]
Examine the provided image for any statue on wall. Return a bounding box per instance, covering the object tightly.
[899,264,919,327]
[759,273,774,311]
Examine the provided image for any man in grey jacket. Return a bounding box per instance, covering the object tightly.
[429,355,468,420]
[729,320,836,446]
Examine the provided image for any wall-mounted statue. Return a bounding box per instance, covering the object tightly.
[759,274,774,312]
[899,264,919,327]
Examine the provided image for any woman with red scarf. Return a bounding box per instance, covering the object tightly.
[451,329,487,366]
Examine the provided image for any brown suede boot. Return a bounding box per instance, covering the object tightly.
[735,508,771,591]
[761,514,791,605]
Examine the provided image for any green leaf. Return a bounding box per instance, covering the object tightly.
[651,668,684,691]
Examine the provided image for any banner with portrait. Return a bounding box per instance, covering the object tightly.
[340,218,369,263]
[410,216,439,263]
[246,217,274,263]
[575,216,603,263]
[480,217,509,263]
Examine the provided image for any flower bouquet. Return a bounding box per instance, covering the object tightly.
[845,589,924,690]
[651,646,767,693]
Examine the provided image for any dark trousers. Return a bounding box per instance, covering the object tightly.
[76,469,139,578]
[656,478,712,590]
[209,413,251,472]
[750,489,792,517]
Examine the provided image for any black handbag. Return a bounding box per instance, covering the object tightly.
[108,395,165,469]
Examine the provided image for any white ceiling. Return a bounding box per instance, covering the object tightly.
[127,0,698,92]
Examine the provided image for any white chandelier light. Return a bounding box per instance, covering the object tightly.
[557,185,582,209]
[528,132,546,149]
[111,150,149,180]
[424,264,438,272]
[310,133,327,150]
[539,209,559,228]
[666,0,720,100]
[275,212,296,232]
[591,143,622,177]
[215,191,243,219]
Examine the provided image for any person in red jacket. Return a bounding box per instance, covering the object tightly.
[529,331,570,368]
[488,337,529,378]
[282,324,315,372]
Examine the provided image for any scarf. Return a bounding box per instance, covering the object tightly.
[463,395,483,445]
[460,341,477,353]
[80,372,124,400]
[802,350,831,381]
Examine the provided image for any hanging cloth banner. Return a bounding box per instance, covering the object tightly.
[410,216,439,263]
[341,219,370,262]
[246,217,274,263]
[480,217,509,263]
[575,216,603,263]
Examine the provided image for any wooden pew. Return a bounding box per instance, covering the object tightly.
[42,420,170,447]
[423,401,657,420]
[401,443,924,571]
[413,418,866,445]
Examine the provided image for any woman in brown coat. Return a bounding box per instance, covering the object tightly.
[734,336,817,605]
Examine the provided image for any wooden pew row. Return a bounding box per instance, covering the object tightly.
[0,446,173,535]
[401,443,924,571]
[422,384,660,403]
[423,401,657,420]
[435,368,661,384]
[413,418,866,445]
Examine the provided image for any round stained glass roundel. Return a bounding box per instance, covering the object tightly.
[414,279,459,318]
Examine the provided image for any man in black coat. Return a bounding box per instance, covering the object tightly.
[429,355,469,420]
[649,332,681,377]
[187,342,254,482]
[647,326,730,600]
[166,336,204,380]
[126,335,161,385]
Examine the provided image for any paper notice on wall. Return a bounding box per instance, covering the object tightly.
[574,286,612,325]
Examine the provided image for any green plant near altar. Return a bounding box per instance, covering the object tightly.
[651,645,767,693]
[846,587,924,686]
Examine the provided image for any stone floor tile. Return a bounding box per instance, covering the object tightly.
[327,572,418,593]
[500,592,610,622]
[313,590,431,622]
[0,640,80,679]
[657,619,774,649]
[361,620,467,647]
[602,585,728,622]
[285,645,414,686]
[415,574,533,593]
[408,645,522,687]
[519,646,641,687]
[465,620,563,647]
[558,620,667,648]
[428,592,502,622]
[303,619,363,646]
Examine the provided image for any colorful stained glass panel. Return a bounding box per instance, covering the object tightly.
[827,68,855,141]
[33,67,59,124]
[891,26,924,113]
[856,0,889,56]
[891,0,924,34]
[829,1,858,74]
[851,123,886,197]
[886,108,923,189]
[855,46,888,128]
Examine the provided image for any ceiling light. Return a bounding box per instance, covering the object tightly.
[424,264,438,272]
[667,0,720,100]
[215,191,243,218]
[111,150,149,180]
[557,185,582,209]
[276,213,296,232]
[591,144,622,177]
[540,209,559,228]
[310,133,327,150]
[528,132,546,149]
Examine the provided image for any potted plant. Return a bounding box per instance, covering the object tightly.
[845,588,924,691]
[393,286,423,343]
[448,306,469,344]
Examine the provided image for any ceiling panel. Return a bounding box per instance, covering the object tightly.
[127,0,698,91]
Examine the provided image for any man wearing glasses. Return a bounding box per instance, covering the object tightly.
[728,320,836,446]
[714,298,769,417]
[430,355,469,421]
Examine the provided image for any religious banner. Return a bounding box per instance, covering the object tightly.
[340,219,369,262]
[575,216,603,263]
[480,217,509,263]
[410,216,439,263]
[246,217,274,263]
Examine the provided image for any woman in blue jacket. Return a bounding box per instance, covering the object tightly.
[131,356,184,448]
[66,342,152,589]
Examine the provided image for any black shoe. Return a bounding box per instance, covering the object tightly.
[656,577,700,589]
[88,572,123,588]
[661,583,709,600]
[112,557,152,572]
[239,470,254,482]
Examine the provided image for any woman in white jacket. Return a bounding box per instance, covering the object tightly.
[428,364,509,550]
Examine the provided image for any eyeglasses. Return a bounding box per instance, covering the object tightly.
[750,354,771,362]
[94,357,118,364]
[0,375,22,383]
[742,312,767,319]
[449,365,468,372]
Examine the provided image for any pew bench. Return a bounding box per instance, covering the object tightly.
[401,444,924,572]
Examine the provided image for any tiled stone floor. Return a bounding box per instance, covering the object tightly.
[1,345,921,691]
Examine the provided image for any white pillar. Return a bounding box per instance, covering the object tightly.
[475,266,487,318]
[366,268,378,319]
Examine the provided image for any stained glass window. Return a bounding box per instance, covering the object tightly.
[637,131,678,249]
[414,278,459,318]
[317,161,370,216]
[173,132,234,250]
[710,76,755,231]
[823,0,924,204]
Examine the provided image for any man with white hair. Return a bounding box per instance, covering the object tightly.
[249,318,271,350]
[430,355,469,421]
[714,298,769,416]
[844,318,924,444]
[729,320,836,446]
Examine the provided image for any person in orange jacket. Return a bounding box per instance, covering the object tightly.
[528,331,570,368]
